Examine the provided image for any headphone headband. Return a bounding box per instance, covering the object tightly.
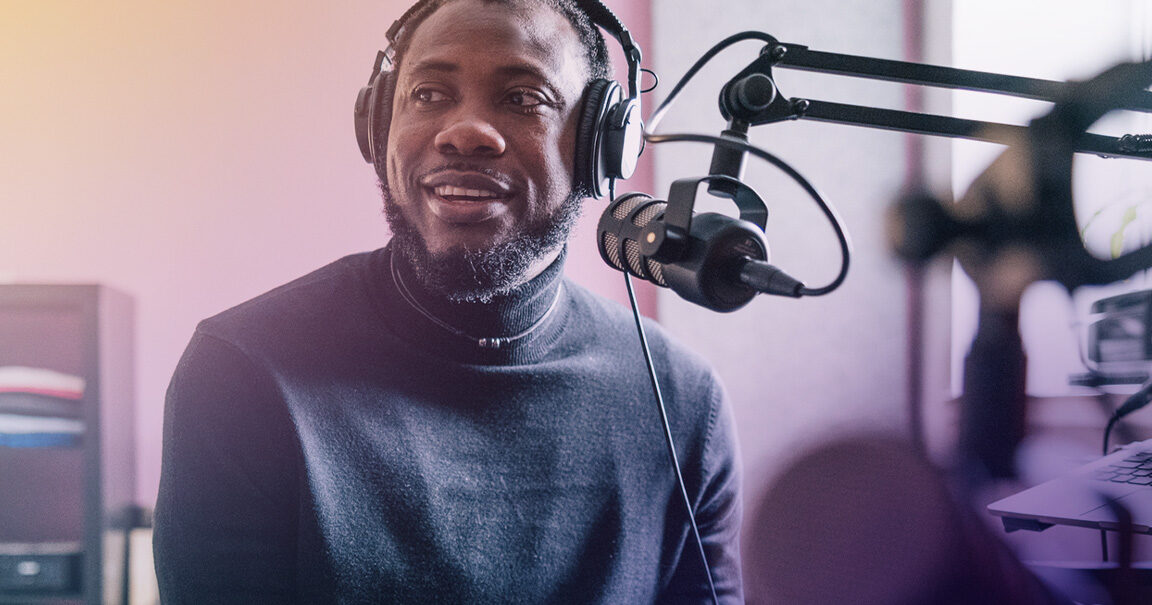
[383,0,640,81]
[573,0,642,97]
[355,0,645,198]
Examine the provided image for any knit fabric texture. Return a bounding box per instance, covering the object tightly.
[154,246,743,603]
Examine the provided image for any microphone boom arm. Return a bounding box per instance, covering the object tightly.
[724,37,1152,162]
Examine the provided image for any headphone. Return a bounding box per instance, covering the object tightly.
[353,0,644,199]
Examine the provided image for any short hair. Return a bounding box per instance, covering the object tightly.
[389,0,612,83]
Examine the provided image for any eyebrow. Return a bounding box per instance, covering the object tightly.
[405,59,458,75]
[405,59,569,103]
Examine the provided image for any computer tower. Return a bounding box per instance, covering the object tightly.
[0,285,135,604]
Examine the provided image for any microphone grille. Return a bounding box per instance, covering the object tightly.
[603,194,648,275]
[600,193,669,287]
[602,231,624,270]
[648,257,666,285]
[623,238,667,286]
[632,202,664,227]
[624,238,645,275]
[612,194,648,219]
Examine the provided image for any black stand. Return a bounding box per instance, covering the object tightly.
[960,305,1028,480]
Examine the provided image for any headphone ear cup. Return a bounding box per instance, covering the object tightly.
[574,79,618,199]
[371,71,397,180]
[603,96,643,182]
[354,80,377,163]
[353,68,396,175]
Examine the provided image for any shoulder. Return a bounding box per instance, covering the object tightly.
[562,279,717,377]
[561,279,726,427]
[198,250,380,337]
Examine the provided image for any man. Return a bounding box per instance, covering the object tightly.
[153,0,742,602]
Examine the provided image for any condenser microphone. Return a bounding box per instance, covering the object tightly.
[598,192,804,312]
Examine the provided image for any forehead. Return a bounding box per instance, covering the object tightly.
[398,0,587,88]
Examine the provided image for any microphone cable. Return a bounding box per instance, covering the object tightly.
[644,31,852,297]
[1099,376,1152,562]
[644,131,851,296]
[1102,377,1152,455]
[616,32,855,602]
[614,175,719,605]
[646,31,780,132]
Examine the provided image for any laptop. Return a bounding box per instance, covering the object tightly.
[989,438,1152,534]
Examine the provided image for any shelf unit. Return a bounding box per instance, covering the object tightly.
[0,285,135,604]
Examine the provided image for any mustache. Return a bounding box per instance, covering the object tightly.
[422,162,513,182]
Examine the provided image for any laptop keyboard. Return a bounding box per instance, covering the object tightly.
[1095,450,1152,485]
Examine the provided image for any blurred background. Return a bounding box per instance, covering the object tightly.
[5,0,1152,601]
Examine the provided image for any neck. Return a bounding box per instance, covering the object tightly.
[388,245,567,347]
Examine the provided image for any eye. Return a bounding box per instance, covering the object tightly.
[503,88,552,112]
[411,86,451,106]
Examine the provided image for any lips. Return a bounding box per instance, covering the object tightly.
[420,170,515,224]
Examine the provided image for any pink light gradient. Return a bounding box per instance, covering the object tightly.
[0,0,654,506]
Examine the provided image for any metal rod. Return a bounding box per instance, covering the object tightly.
[774,43,1152,112]
[797,99,1152,161]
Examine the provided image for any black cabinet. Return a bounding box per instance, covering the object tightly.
[0,285,135,604]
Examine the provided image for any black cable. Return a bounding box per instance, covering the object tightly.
[646,31,780,133]
[1100,378,1152,560]
[640,67,660,94]
[1102,378,1152,455]
[1102,527,1110,563]
[642,31,852,297]
[646,131,851,296]
[1097,388,1114,564]
[624,274,719,604]
[613,178,719,605]
[1098,412,1118,567]
[1104,414,1120,456]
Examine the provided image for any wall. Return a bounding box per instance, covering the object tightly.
[650,0,1152,588]
[0,0,653,507]
[21,0,1133,597]
[650,0,943,561]
[949,0,1152,397]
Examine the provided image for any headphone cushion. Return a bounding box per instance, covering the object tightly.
[574,78,616,198]
[372,70,397,181]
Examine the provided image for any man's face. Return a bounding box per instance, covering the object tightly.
[382,0,589,299]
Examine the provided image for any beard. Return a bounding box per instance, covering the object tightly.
[381,179,584,303]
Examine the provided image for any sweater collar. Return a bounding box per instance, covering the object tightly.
[372,244,569,365]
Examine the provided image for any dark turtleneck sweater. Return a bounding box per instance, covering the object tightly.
[153,246,743,604]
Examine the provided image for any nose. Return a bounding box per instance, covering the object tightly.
[433,111,506,157]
